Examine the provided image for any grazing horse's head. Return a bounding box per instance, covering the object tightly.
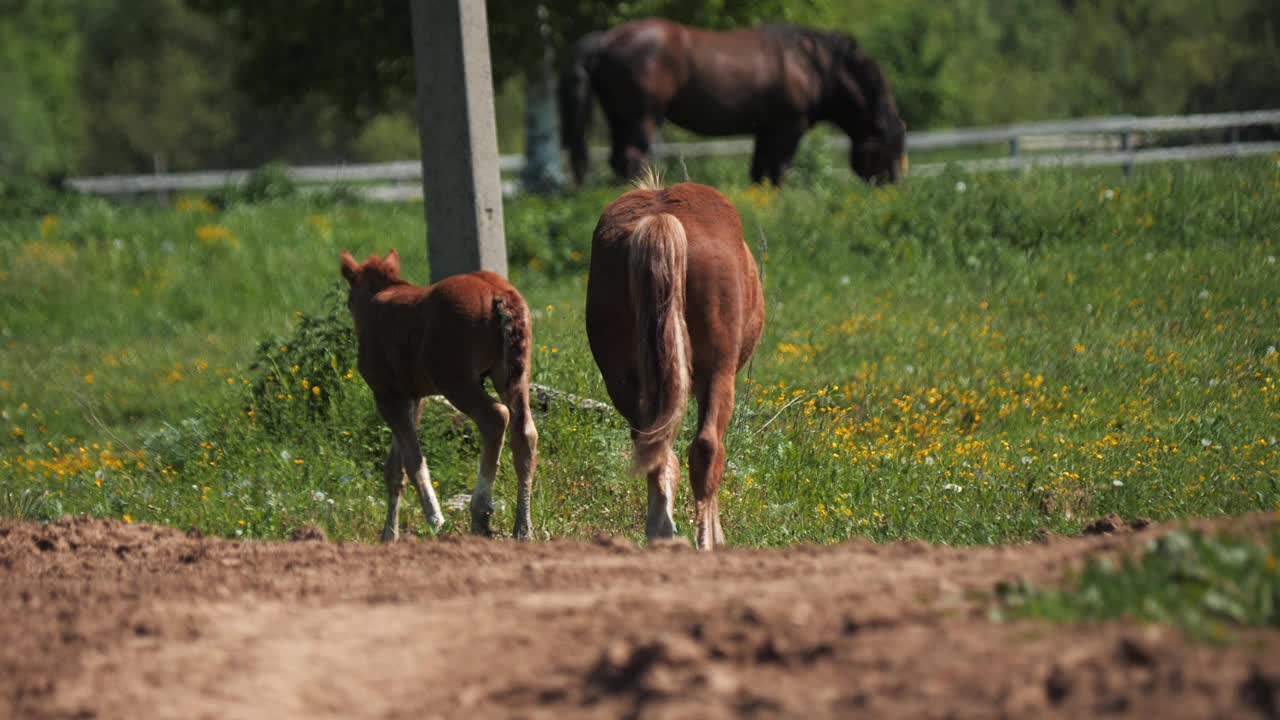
[339,249,404,321]
[823,34,908,184]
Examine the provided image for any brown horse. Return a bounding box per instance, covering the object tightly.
[340,250,538,542]
[560,18,908,187]
[586,176,764,550]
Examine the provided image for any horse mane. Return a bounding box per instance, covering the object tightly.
[763,24,899,144]
[764,24,889,99]
[631,164,665,191]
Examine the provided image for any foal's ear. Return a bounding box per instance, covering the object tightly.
[339,250,360,285]
[384,248,401,276]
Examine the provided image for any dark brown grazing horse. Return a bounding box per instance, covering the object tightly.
[340,250,538,542]
[586,176,764,550]
[560,18,908,187]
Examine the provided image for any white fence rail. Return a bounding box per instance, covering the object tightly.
[65,109,1280,200]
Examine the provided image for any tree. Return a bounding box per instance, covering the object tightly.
[1059,0,1279,118]
[184,0,415,125]
[0,0,81,178]
[77,0,240,174]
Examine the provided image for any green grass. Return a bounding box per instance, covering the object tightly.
[2,152,1278,546]
[1001,528,1280,642]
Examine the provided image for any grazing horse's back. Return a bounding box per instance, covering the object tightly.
[587,181,763,549]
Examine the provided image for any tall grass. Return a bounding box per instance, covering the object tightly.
[1,154,1278,545]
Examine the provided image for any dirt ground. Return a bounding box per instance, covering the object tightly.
[3,514,1279,720]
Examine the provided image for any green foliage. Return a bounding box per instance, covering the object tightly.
[352,113,421,163]
[0,177,96,220]
[237,163,299,203]
[247,286,358,430]
[184,0,414,122]
[1004,529,1280,641]
[1051,0,1276,118]
[77,0,238,174]
[821,0,1280,129]
[503,188,611,275]
[0,487,63,521]
[212,163,299,206]
[1197,1,1280,115]
[0,0,81,177]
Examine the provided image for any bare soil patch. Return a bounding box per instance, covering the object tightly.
[3,514,1278,719]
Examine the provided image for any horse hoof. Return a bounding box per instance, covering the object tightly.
[468,509,491,532]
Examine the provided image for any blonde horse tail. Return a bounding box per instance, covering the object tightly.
[628,212,691,476]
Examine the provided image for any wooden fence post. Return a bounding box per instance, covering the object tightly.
[1119,130,1132,178]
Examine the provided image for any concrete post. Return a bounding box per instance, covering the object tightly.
[409,0,508,283]
[520,4,563,194]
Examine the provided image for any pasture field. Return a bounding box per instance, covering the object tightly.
[1,156,1278,547]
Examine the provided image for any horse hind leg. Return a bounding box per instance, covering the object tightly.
[644,449,679,542]
[688,373,736,550]
[443,379,510,537]
[504,384,538,540]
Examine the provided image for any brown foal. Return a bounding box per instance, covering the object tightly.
[341,250,538,541]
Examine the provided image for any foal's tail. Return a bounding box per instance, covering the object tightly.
[559,32,601,186]
[495,288,534,420]
[628,212,691,475]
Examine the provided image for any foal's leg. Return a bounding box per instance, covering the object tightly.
[380,437,407,542]
[688,372,736,550]
[443,380,510,537]
[379,395,444,533]
[504,385,538,540]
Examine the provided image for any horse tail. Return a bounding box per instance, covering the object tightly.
[628,212,691,475]
[494,288,533,414]
[559,32,601,185]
